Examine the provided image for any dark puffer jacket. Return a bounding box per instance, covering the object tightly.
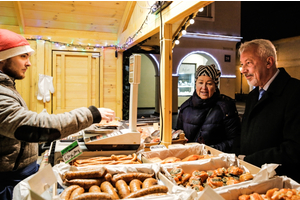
[175,89,241,152]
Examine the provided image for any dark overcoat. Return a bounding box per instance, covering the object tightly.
[239,67,300,182]
[176,89,241,152]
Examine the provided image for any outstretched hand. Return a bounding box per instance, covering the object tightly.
[98,108,116,122]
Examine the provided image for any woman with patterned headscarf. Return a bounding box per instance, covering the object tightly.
[175,64,241,152]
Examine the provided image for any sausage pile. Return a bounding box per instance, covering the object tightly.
[71,153,142,167]
[167,166,254,192]
[148,154,214,164]
[60,166,168,200]
[238,188,300,200]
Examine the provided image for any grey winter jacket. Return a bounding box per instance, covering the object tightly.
[0,72,102,172]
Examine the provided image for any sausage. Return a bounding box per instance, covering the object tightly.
[72,192,114,200]
[89,185,101,193]
[143,193,167,197]
[65,179,104,190]
[100,181,120,199]
[60,185,80,200]
[69,187,85,200]
[129,179,142,192]
[105,173,112,182]
[124,185,168,199]
[131,153,137,161]
[64,167,107,180]
[115,180,130,199]
[142,178,157,188]
[111,172,154,184]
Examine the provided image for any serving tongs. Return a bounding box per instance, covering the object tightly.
[143,130,160,143]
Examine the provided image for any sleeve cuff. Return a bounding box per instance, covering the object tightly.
[88,106,102,123]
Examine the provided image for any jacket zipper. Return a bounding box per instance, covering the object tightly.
[13,142,26,171]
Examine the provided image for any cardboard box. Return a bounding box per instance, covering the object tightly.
[217,176,300,200]
[158,154,262,198]
[205,145,261,174]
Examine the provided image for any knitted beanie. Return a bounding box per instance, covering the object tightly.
[0,29,34,61]
[195,64,221,85]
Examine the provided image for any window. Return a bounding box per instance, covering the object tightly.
[196,3,214,21]
[178,63,196,96]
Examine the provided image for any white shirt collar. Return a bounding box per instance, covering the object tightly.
[260,69,280,91]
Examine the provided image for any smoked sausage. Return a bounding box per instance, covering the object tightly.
[100,181,120,199]
[65,179,104,190]
[72,192,114,200]
[142,178,157,188]
[124,185,168,199]
[64,167,106,180]
[89,185,101,193]
[115,180,130,199]
[69,187,84,200]
[60,185,80,200]
[129,179,142,192]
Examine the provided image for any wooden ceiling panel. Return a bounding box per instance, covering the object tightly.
[22,10,120,27]
[0,2,18,26]
[20,1,125,19]
[18,1,125,34]
[24,18,118,33]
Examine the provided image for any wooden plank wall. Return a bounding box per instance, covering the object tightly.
[15,40,121,119]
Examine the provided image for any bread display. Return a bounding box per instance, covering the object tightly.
[238,188,300,200]
[167,165,254,192]
[148,154,213,164]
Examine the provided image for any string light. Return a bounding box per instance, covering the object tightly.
[172,10,199,49]
[24,3,166,52]
[26,37,119,51]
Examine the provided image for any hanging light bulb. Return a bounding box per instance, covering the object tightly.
[199,7,204,12]
[189,18,195,24]
[175,40,180,45]
[181,30,187,35]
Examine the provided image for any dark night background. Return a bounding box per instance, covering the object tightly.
[241,1,300,42]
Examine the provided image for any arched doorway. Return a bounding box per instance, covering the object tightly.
[177,51,220,106]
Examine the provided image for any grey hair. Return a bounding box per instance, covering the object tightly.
[239,39,277,65]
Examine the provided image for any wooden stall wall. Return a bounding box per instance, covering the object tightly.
[15,40,121,118]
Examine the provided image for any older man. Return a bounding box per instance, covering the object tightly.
[236,39,300,183]
[0,29,115,199]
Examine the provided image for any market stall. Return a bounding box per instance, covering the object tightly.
[14,139,300,200]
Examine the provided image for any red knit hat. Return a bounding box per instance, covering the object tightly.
[0,29,34,61]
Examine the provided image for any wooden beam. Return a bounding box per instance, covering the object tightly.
[160,23,173,147]
[13,1,25,34]
[118,1,213,49]
[0,25,118,47]
[118,1,136,35]
[116,52,123,119]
